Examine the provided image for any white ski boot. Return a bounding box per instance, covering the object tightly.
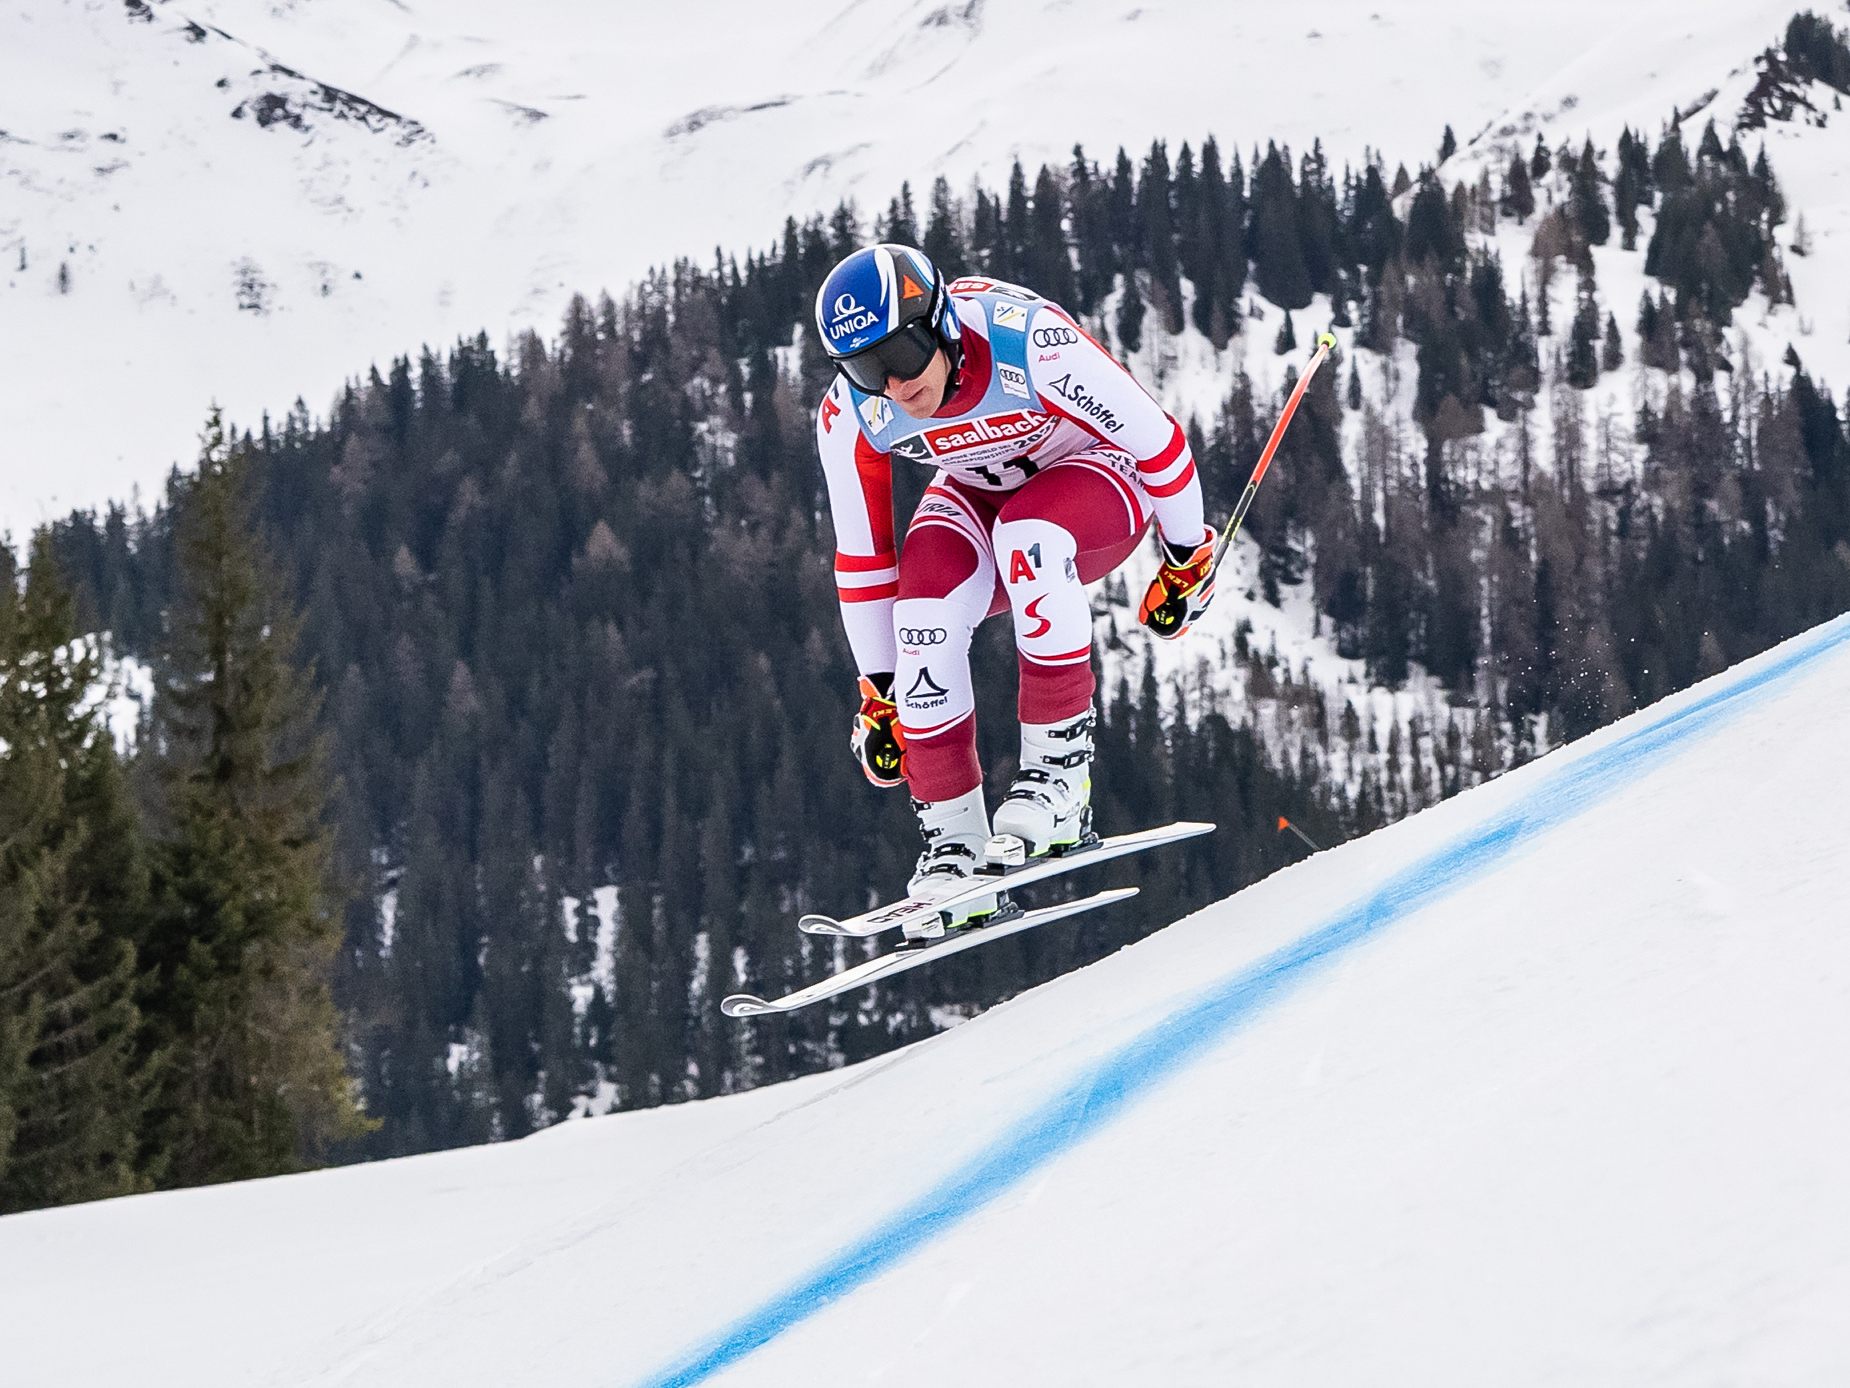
[904,786,1001,942]
[987,708,1096,864]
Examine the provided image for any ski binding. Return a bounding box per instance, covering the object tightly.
[798,819,1214,940]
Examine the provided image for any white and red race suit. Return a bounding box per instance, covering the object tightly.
[814,276,1206,802]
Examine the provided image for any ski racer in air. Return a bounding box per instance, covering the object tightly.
[812,243,1221,940]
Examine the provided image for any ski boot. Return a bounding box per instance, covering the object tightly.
[987,708,1097,865]
[903,787,1003,944]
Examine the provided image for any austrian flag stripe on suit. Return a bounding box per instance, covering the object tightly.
[1136,424,1197,499]
[835,551,899,603]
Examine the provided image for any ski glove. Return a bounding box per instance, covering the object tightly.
[1139,525,1220,639]
[851,673,907,788]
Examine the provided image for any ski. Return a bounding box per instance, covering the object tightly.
[798,820,1213,939]
[722,887,1138,1018]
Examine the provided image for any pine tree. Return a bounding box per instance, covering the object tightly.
[878,182,918,246]
[1601,312,1625,372]
[1530,134,1552,182]
[1296,141,1339,296]
[1248,142,1312,309]
[1404,173,1464,269]
[1000,160,1032,283]
[1189,137,1242,345]
[1025,164,1076,307]
[1652,124,1691,194]
[1066,146,1112,313]
[1116,273,1146,354]
[1566,268,1603,389]
[1501,155,1535,222]
[1505,289,1541,407]
[1138,141,1184,333]
[1569,140,1611,246]
[1275,310,1298,355]
[0,540,152,1212]
[139,413,374,1187]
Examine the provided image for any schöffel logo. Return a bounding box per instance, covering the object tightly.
[830,292,880,341]
[1048,372,1123,433]
[1033,326,1079,348]
[905,667,950,711]
[919,411,1044,457]
[899,627,946,646]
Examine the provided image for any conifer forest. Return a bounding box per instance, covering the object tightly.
[6,13,1850,1208]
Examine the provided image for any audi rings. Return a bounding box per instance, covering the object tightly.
[898,627,947,646]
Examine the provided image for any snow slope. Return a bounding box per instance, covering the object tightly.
[0,0,1809,532]
[5,614,1848,1386]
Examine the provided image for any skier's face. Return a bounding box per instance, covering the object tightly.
[886,347,950,418]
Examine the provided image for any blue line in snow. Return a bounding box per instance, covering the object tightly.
[639,615,1850,1388]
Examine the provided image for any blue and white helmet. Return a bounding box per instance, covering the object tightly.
[814,244,963,393]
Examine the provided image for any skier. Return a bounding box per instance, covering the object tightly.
[813,243,1219,939]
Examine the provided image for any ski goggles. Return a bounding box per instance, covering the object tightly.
[832,320,941,396]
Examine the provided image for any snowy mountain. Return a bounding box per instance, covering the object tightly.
[0,0,1817,532]
[5,612,1846,1386]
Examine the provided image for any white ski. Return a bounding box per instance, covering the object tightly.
[798,820,1214,939]
[722,887,1138,1018]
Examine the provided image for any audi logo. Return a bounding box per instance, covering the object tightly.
[898,627,947,645]
[1032,327,1079,348]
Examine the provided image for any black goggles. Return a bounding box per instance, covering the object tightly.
[834,319,940,396]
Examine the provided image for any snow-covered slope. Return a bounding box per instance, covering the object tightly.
[0,0,1810,532]
[5,614,1847,1386]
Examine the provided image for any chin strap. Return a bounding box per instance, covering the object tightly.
[939,333,965,405]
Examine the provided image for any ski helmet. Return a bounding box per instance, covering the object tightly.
[814,244,963,396]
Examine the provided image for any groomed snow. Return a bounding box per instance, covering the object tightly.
[4,615,1847,1386]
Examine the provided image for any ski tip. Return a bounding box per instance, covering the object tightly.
[1173,820,1216,838]
[797,914,843,935]
[721,994,774,1018]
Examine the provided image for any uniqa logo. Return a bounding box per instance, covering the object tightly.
[830,291,879,339]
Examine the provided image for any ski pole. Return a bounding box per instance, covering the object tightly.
[1214,330,1338,568]
[1143,331,1337,635]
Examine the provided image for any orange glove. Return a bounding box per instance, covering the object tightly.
[1139,526,1220,639]
[850,673,907,787]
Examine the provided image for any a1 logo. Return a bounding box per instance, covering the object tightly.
[1007,543,1042,584]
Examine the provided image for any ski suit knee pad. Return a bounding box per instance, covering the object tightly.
[892,596,977,744]
[992,517,1089,663]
